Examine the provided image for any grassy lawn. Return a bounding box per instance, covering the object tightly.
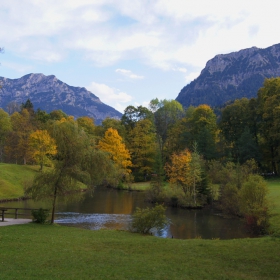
[266,177,280,235]
[0,163,39,199]
[0,223,279,280]
[1,164,280,279]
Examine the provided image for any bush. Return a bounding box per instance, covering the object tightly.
[130,204,168,234]
[31,208,49,224]
[239,175,270,234]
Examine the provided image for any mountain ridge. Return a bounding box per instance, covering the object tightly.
[0,73,122,123]
[176,43,280,107]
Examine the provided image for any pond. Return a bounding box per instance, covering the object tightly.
[0,187,257,239]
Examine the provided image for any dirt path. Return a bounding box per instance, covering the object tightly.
[0,218,32,226]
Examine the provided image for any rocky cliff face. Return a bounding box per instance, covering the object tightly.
[0,73,122,123]
[176,43,280,107]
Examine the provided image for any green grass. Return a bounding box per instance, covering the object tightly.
[0,163,39,199]
[266,177,280,235]
[0,223,279,280]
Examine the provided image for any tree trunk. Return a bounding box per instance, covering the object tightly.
[51,185,58,224]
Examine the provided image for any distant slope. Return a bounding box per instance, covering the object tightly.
[0,73,122,124]
[0,164,38,200]
[176,43,280,107]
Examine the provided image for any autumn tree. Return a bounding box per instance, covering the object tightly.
[98,127,132,175]
[29,130,57,170]
[165,149,192,196]
[95,118,126,142]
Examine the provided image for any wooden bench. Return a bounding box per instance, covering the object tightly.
[0,207,48,221]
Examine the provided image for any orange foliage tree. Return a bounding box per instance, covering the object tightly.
[98,127,132,174]
[165,149,192,195]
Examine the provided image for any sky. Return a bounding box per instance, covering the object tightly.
[1,0,280,113]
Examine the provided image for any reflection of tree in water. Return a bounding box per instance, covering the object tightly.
[167,208,257,239]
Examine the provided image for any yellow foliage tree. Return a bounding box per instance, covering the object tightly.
[165,149,192,195]
[29,130,57,170]
[98,127,132,174]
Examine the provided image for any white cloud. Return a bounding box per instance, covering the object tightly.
[185,72,200,83]
[1,0,280,75]
[88,81,132,113]
[115,68,144,79]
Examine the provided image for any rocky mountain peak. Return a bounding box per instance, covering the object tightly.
[0,73,122,124]
[176,43,280,108]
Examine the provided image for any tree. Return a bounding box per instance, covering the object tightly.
[21,99,34,114]
[0,109,11,162]
[186,104,217,159]
[239,175,269,233]
[98,128,132,174]
[27,119,90,223]
[257,78,280,173]
[220,98,257,161]
[122,105,153,131]
[165,149,192,196]
[150,99,184,164]
[189,144,202,205]
[128,119,157,181]
[29,130,57,170]
[5,109,34,164]
[95,118,126,141]
[77,116,95,136]
[6,101,21,115]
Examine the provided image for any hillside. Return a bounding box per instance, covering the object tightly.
[0,164,38,200]
[0,73,122,124]
[176,43,280,107]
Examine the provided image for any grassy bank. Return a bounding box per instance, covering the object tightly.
[266,177,280,235]
[0,223,279,280]
[0,163,39,199]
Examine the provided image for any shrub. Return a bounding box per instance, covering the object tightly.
[239,174,270,234]
[31,208,49,224]
[130,204,168,234]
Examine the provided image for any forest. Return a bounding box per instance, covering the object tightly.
[1,77,280,232]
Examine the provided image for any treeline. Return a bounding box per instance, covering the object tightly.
[1,78,279,232]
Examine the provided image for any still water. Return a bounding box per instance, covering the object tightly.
[0,187,256,239]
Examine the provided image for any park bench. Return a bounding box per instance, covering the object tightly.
[0,208,7,222]
[0,207,48,221]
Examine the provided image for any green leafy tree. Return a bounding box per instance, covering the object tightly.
[150,99,184,164]
[6,109,34,164]
[257,78,280,173]
[0,109,11,162]
[128,119,157,181]
[220,98,258,162]
[239,174,269,233]
[27,118,91,223]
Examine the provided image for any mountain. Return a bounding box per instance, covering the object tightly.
[176,43,280,108]
[0,73,122,124]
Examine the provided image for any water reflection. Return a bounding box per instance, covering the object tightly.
[0,187,256,239]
